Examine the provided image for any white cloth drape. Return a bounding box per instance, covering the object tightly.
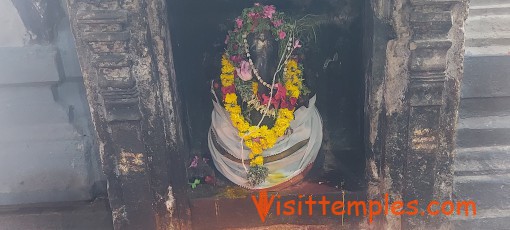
[208,95,323,189]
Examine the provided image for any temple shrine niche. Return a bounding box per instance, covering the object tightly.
[167,0,365,196]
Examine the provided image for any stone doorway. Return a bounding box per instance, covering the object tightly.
[166,1,366,228]
[64,0,468,229]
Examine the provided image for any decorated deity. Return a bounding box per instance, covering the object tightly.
[209,4,323,189]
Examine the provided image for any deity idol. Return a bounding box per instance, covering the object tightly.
[209,4,323,189]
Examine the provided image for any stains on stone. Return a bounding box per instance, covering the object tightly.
[88,40,128,53]
[112,205,128,223]
[411,128,438,151]
[118,150,145,175]
[165,186,175,217]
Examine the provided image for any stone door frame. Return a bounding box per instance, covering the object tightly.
[65,0,468,229]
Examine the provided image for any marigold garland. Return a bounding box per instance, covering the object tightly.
[220,55,303,177]
[217,3,309,187]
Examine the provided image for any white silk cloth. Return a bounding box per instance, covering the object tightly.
[208,95,323,189]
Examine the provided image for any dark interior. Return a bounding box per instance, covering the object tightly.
[167,0,366,197]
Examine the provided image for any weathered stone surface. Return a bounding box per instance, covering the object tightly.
[62,0,468,229]
[66,0,191,229]
[364,0,468,229]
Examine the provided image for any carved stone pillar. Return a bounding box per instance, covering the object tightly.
[364,0,468,229]
[65,0,190,229]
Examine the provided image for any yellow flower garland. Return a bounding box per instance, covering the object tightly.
[220,55,302,167]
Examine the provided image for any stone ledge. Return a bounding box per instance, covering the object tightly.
[462,56,510,98]
[0,198,112,230]
[0,45,61,85]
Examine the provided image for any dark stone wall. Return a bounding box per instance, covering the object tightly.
[167,0,366,189]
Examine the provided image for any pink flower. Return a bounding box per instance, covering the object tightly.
[221,85,235,99]
[278,31,286,40]
[224,35,229,44]
[236,60,253,81]
[290,97,297,106]
[280,99,290,109]
[235,18,243,28]
[293,39,302,48]
[248,12,258,19]
[262,94,280,109]
[272,19,283,27]
[281,97,297,110]
[274,83,287,101]
[263,5,276,19]
[230,55,242,63]
[189,156,199,168]
[261,94,270,106]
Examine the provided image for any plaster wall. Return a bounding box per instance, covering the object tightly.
[0,0,29,47]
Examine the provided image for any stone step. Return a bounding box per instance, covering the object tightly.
[466,34,510,48]
[0,199,112,230]
[466,15,510,33]
[190,183,365,230]
[0,86,71,126]
[454,146,510,176]
[456,114,510,148]
[470,0,510,7]
[465,46,510,57]
[226,225,340,230]
[456,128,510,148]
[457,116,510,130]
[461,56,510,98]
[454,173,510,211]
[0,139,93,205]
[465,0,510,56]
[469,4,510,17]
[453,210,510,230]
[0,46,60,86]
[0,123,83,142]
[459,97,510,118]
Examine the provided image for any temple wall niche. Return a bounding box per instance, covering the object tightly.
[168,0,366,190]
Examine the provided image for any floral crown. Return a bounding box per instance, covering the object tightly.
[224,3,301,73]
